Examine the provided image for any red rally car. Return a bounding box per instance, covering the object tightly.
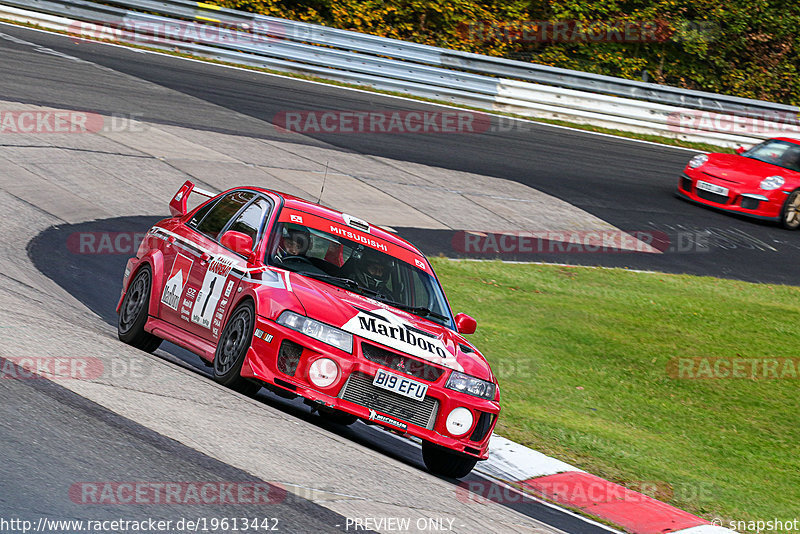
[117,181,500,478]
[677,137,800,228]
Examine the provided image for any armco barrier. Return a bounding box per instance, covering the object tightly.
[1,0,798,147]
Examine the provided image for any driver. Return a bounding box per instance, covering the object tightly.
[277,225,311,260]
[352,248,394,296]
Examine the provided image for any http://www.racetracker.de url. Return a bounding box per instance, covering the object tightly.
[0,517,282,533]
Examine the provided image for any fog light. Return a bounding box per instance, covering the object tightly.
[445,407,474,436]
[308,358,339,388]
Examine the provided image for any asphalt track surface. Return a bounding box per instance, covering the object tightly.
[0,21,792,533]
[0,360,354,533]
[2,25,798,285]
[0,24,620,534]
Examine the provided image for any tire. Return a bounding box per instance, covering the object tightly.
[780,190,800,230]
[117,266,162,353]
[213,300,261,396]
[421,441,479,479]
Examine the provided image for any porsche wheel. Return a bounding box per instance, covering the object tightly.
[780,190,800,230]
[213,300,261,396]
[421,441,478,479]
[117,266,162,353]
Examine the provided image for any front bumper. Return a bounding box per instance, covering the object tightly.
[242,318,500,459]
[677,172,783,222]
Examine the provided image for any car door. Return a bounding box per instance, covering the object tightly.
[157,196,221,328]
[184,191,272,343]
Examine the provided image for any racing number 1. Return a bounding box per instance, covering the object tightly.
[200,278,216,316]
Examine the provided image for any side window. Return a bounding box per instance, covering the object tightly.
[194,191,255,241]
[188,199,217,228]
[226,197,270,247]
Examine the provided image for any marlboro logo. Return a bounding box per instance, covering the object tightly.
[161,254,193,310]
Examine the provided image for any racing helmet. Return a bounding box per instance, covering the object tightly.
[279,225,311,257]
[356,248,392,290]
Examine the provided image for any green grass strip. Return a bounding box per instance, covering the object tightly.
[433,258,799,530]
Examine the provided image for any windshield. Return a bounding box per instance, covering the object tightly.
[742,140,800,172]
[268,222,454,327]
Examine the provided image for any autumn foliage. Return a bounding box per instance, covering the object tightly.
[216,0,800,105]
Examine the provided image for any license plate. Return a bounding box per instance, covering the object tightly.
[696,180,729,196]
[373,369,427,401]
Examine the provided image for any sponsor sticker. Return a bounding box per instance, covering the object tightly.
[191,256,235,329]
[368,409,408,431]
[254,329,274,343]
[342,308,463,371]
[161,254,194,311]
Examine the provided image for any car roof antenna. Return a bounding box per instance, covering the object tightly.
[317,161,329,205]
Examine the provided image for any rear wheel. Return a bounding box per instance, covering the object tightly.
[213,301,261,396]
[421,441,478,479]
[117,266,162,353]
[780,190,800,229]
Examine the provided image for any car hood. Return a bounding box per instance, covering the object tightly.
[287,272,494,381]
[699,153,800,186]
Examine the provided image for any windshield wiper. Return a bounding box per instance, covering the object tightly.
[373,298,450,322]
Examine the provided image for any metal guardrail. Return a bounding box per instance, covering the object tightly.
[79,0,800,117]
[1,0,798,147]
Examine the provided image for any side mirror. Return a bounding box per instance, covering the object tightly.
[735,146,746,155]
[454,313,477,335]
[220,231,256,265]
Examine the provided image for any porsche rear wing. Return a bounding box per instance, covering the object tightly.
[169,180,217,217]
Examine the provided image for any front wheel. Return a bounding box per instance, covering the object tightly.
[213,300,261,396]
[421,441,478,479]
[117,266,162,353]
[780,190,800,229]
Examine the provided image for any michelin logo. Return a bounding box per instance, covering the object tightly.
[368,409,408,430]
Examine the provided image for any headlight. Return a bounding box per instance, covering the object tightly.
[277,311,353,353]
[760,175,785,190]
[445,371,496,400]
[688,154,708,169]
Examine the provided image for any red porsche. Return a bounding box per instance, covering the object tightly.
[117,181,499,478]
[677,137,800,228]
